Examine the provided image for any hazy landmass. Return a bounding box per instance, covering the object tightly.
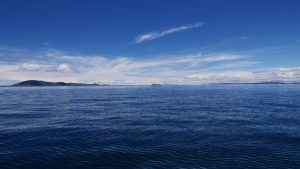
[10,80,101,87]
[219,81,300,85]
[3,80,298,87]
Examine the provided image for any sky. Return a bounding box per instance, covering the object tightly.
[0,0,300,85]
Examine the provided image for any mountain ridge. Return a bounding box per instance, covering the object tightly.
[11,80,100,87]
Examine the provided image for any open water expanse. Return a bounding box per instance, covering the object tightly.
[0,85,299,168]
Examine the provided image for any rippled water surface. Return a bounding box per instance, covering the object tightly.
[0,85,299,168]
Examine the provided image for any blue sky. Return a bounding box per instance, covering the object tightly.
[0,0,300,84]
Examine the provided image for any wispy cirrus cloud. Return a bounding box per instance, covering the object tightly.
[135,22,203,44]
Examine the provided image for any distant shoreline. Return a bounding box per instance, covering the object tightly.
[0,80,299,87]
[9,80,106,87]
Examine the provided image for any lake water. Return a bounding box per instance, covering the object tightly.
[0,85,299,168]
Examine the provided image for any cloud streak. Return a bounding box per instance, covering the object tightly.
[135,22,203,44]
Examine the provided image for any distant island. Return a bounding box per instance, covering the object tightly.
[151,84,162,87]
[11,80,101,87]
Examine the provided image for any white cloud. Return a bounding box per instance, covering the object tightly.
[184,71,254,84]
[19,63,42,71]
[135,22,203,44]
[0,48,300,85]
[183,67,300,84]
[57,63,74,73]
[253,67,300,82]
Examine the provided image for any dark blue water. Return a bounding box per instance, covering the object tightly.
[0,85,299,168]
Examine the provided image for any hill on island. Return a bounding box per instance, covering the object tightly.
[11,80,100,87]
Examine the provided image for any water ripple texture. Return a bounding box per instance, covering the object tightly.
[0,85,299,168]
